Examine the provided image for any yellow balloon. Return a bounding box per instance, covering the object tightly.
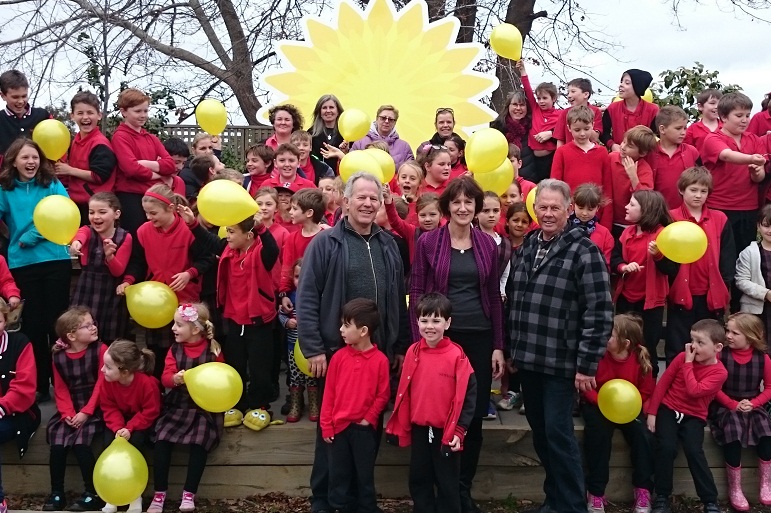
[466,128,509,174]
[184,362,243,413]
[195,99,227,135]
[32,119,71,161]
[33,195,80,245]
[125,282,178,329]
[656,221,708,264]
[338,109,370,142]
[597,379,643,424]
[197,179,259,227]
[293,342,313,377]
[339,150,384,183]
[612,95,622,103]
[218,225,227,239]
[490,23,523,61]
[642,89,654,103]
[93,437,148,506]
[474,158,514,195]
[526,186,537,220]
[364,148,396,183]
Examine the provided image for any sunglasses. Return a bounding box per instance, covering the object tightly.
[377,115,396,123]
[436,107,454,115]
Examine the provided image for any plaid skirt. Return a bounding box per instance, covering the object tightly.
[153,403,223,451]
[709,404,771,447]
[47,413,103,447]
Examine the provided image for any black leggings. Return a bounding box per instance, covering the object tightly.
[50,444,96,493]
[153,441,208,493]
[723,437,771,467]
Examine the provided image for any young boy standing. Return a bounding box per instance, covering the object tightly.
[646,106,700,209]
[645,319,728,513]
[667,167,733,364]
[267,143,316,233]
[0,70,51,160]
[554,78,603,146]
[290,130,334,186]
[279,189,325,300]
[320,298,390,513]
[243,144,274,197]
[684,89,723,153]
[608,126,657,237]
[601,69,659,153]
[386,293,476,513]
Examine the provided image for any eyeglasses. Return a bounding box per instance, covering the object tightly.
[77,321,98,330]
[377,115,396,123]
[436,108,454,115]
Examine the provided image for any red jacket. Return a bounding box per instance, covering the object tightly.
[0,331,36,415]
[553,105,603,144]
[582,350,655,413]
[551,142,613,227]
[386,337,475,447]
[112,123,176,195]
[602,100,659,150]
[0,255,20,301]
[590,224,614,269]
[615,225,672,309]
[100,371,161,433]
[668,205,731,311]
[645,142,700,210]
[684,120,722,153]
[608,152,653,224]
[521,75,561,152]
[320,344,390,439]
[66,128,117,204]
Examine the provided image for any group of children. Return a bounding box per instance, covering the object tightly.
[1,61,771,513]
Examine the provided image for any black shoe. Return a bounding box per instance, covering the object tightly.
[652,495,671,513]
[280,394,292,415]
[703,503,721,513]
[459,488,481,513]
[67,492,105,511]
[270,383,280,402]
[43,492,65,511]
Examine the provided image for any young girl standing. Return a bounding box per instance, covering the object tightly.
[477,192,511,300]
[149,303,224,513]
[611,190,679,374]
[443,133,468,179]
[505,202,532,250]
[736,205,771,349]
[571,184,614,268]
[118,185,217,376]
[44,307,106,512]
[0,139,72,401]
[100,339,161,513]
[582,314,655,513]
[418,145,452,196]
[709,313,771,510]
[70,192,132,343]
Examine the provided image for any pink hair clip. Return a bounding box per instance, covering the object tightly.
[178,304,199,323]
[55,339,70,350]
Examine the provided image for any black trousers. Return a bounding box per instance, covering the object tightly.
[532,152,555,183]
[12,259,72,394]
[666,296,721,366]
[153,440,208,493]
[0,417,16,500]
[409,425,461,513]
[115,192,146,236]
[327,424,379,513]
[581,404,654,496]
[616,297,664,377]
[222,319,275,411]
[50,444,96,493]
[723,438,771,467]
[653,405,717,503]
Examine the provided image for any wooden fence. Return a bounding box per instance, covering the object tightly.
[164,124,274,162]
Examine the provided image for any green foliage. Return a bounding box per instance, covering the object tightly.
[654,62,742,121]
[220,144,244,171]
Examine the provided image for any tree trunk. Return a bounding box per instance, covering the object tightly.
[454,0,476,44]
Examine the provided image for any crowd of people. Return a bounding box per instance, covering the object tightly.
[0,61,770,513]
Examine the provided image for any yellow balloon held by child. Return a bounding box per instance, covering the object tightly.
[656,221,708,264]
[33,195,80,246]
[490,23,523,61]
[32,119,71,161]
[93,437,148,507]
[294,341,313,377]
[125,281,178,329]
[597,379,642,425]
[474,159,514,196]
[184,362,243,413]
[197,179,259,227]
[195,99,228,135]
[337,109,370,142]
[466,128,509,174]
[339,151,384,184]
[364,148,396,184]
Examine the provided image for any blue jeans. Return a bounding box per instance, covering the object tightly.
[520,370,586,513]
[0,417,18,501]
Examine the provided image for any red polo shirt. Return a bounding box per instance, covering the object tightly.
[645,142,700,209]
[701,131,764,211]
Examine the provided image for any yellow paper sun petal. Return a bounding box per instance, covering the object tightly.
[259,0,499,149]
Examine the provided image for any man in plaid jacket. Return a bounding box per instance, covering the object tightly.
[507,179,613,513]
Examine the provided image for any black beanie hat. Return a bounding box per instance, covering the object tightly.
[623,69,653,98]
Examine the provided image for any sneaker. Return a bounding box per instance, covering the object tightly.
[43,492,66,511]
[651,496,671,513]
[633,488,652,513]
[68,491,105,511]
[127,497,143,513]
[179,491,196,512]
[587,492,606,513]
[497,391,522,411]
[702,503,720,513]
[147,491,167,513]
[483,401,497,420]
[103,504,118,513]
[0,499,7,513]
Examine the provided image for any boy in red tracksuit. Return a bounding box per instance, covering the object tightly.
[516,59,562,182]
[320,298,390,513]
[646,106,700,210]
[554,77,603,146]
[684,89,723,153]
[645,319,727,513]
[278,189,325,298]
[386,293,476,513]
[667,167,734,365]
[601,69,659,153]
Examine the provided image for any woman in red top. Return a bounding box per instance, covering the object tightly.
[265,104,304,149]
[611,190,679,376]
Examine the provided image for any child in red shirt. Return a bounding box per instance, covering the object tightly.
[646,106,700,209]
[582,314,655,512]
[571,184,613,268]
[601,69,659,153]
[443,133,468,179]
[747,92,771,136]
[645,319,727,513]
[100,339,161,513]
[608,127,657,238]
[279,189,325,295]
[684,89,723,153]
[321,299,390,513]
[386,293,476,513]
[243,144,274,197]
[267,144,316,233]
[385,188,441,264]
[516,59,561,182]
[612,190,679,375]
[667,168,733,365]
[418,145,452,196]
[554,77,603,146]
[318,176,342,226]
[291,130,334,186]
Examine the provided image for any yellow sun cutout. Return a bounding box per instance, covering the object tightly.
[259,0,499,150]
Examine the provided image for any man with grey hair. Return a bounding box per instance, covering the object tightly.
[506,179,613,513]
[297,171,408,513]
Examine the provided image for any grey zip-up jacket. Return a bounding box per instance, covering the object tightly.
[297,218,409,360]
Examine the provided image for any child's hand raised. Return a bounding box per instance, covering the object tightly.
[382,184,393,205]
[684,342,696,363]
[622,156,638,178]
[103,238,117,260]
[176,205,196,225]
[515,60,527,76]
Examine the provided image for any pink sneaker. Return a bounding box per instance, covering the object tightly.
[179,491,196,512]
[147,491,166,513]
[0,498,7,513]
[587,492,606,513]
[634,488,652,513]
